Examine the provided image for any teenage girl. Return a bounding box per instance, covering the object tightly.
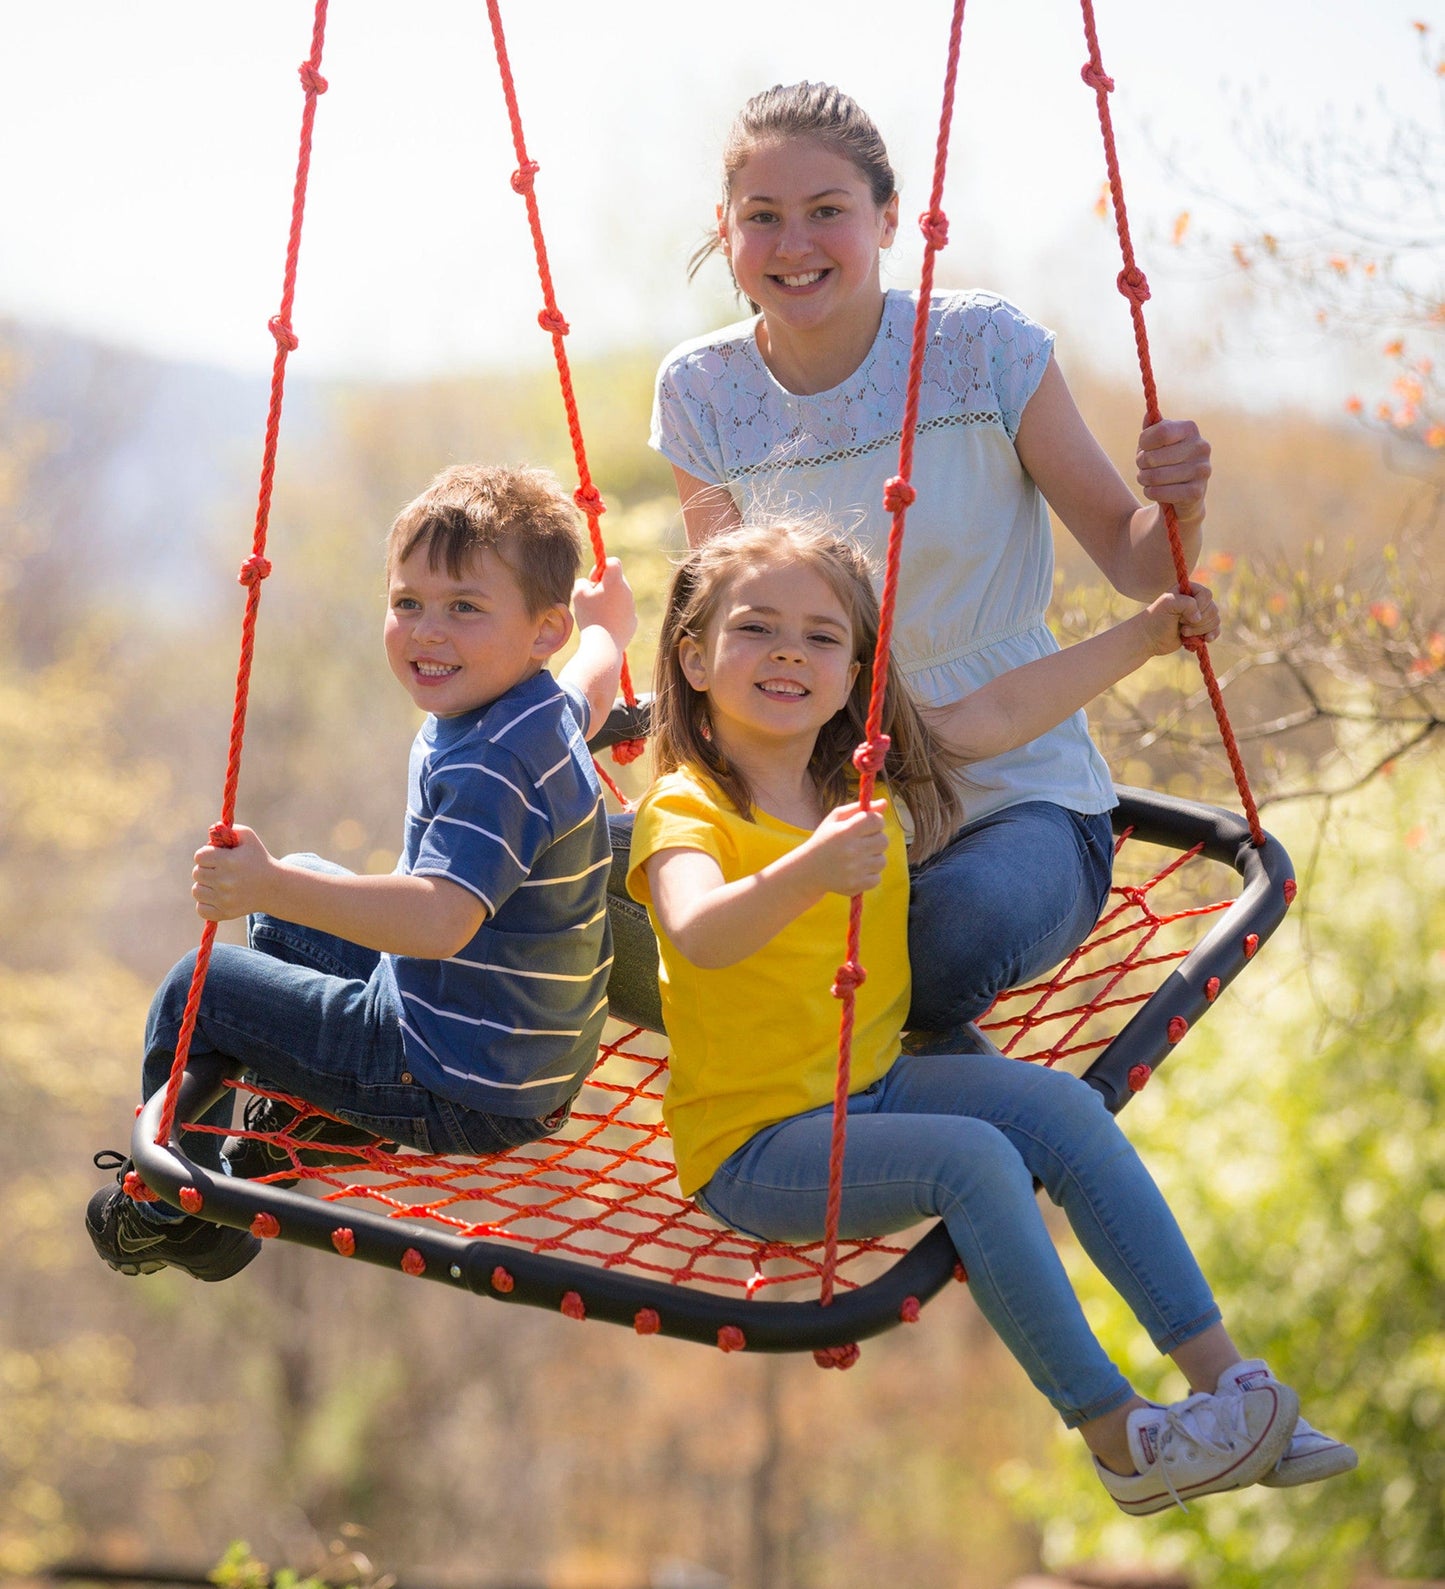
[626,520,1355,1513]
[650,81,1212,1049]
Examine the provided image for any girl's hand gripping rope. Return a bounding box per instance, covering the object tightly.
[798,798,890,898]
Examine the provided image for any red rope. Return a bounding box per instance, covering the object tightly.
[155,2,331,1148]
[1077,0,1263,847]
[482,1,643,762]
[817,0,970,1323]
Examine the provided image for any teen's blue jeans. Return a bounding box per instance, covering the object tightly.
[696,1049,1221,1427]
[906,801,1114,1043]
[140,855,561,1191]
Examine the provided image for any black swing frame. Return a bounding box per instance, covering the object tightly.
[130,702,1294,1353]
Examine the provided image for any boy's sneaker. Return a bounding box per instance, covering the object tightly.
[222,1094,397,1186]
[1216,1359,1358,1487]
[86,1153,260,1282]
[1095,1380,1299,1515]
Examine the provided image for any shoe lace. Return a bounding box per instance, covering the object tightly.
[93,1148,130,1179]
[1152,1392,1245,1513]
[241,1092,271,1132]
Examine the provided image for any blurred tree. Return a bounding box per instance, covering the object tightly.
[993,37,1445,1572]
[1003,757,1443,1586]
[0,335,231,1576]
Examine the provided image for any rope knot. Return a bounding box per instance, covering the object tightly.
[611,738,647,766]
[1116,265,1151,305]
[238,554,272,586]
[882,476,916,514]
[812,1343,861,1370]
[268,316,299,351]
[298,62,329,95]
[918,208,950,250]
[208,821,238,849]
[1080,62,1115,93]
[511,161,540,195]
[852,735,890,775]
[573,483,606,517]
[831,960,867,998]
[537,307,570,336]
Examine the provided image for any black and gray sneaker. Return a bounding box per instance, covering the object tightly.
[222,1094,397,1186]
[85,1151,260,1282]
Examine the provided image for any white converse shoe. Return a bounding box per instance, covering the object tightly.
[1215,1359,1358,1487]
[1094,1381,1299,1515]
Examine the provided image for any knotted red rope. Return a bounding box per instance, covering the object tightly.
[155,1,331,1147]
[1078,0,1263,846]
[816,0,970,1333]
[483,0,643,763]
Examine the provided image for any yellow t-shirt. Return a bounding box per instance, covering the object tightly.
[626,764,910,1197]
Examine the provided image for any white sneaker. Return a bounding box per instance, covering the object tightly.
[1216,1359,1358,1488]
[1094,1381,1299,1515]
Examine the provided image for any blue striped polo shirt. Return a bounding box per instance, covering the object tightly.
[384,670,613,1117]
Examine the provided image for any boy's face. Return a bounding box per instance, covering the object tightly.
[384,545,571,718]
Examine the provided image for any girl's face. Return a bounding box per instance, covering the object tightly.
[720,137,898,344]
[679,558,861,757]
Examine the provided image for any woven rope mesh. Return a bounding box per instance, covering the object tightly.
[182,821,1223,1301]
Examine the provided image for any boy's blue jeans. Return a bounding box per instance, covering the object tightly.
[697,1049,1221,1428]
[140,856,563,1189]
[906,801,1115,1043]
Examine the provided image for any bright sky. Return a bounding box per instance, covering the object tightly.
[1,1,1437,406]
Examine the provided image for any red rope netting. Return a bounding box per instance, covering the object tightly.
[190,818,1244,1309]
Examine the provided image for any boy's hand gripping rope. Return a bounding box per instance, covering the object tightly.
[484,0,644,764]
[156,1,331,1149]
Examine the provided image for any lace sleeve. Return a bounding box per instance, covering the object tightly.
[976,295,1056,441]
[650,352,726,483]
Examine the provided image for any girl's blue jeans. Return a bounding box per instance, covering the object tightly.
[140,856,561,1188]
[697,1048,1221,1427]
[906,801,1115,1043]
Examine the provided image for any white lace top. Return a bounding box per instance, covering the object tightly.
[651,288,1116,822]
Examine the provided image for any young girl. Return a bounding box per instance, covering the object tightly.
[626,521,1355,1514]
[650,81,1213,1049]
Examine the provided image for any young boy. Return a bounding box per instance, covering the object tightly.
[87,463,637,1281]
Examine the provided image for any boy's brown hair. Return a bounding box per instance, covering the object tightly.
[388,464,582,616]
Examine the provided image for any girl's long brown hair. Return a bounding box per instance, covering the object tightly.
[651,521,963,861]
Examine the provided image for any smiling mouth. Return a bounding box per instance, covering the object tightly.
[757,680,808,698]
[773,270,827,289]
[413,660,460,680]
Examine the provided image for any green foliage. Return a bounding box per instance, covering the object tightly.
[210,1540,327,1589]
[1003,757,1444,1584]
